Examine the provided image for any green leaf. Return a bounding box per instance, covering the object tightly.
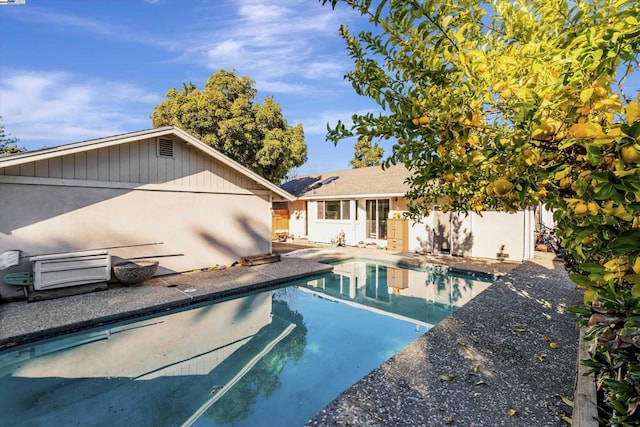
[579,263,606,274]
[569,272,595,287]
[609,231,640,254]
[628,276,640,289]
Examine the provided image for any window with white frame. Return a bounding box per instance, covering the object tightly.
[317,200,350,220]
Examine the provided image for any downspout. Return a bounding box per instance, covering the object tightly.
[268,194,273,254]
[352,199,357,246]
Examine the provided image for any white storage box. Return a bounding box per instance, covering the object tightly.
[30,250,111,291]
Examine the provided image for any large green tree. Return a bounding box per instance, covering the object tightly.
[151,70,307,184]
[0,116,22,155]
[350,136,384,167]
[322,0,640,422]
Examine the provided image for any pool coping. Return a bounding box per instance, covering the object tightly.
[0,251,501,351]
[0,257,335,350]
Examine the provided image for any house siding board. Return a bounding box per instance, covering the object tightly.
[109,145,120,182]
[62,154,75,179]
[86,150,98,181]
[204,157,213,188]
[179,144,188,186]
[119,143,130,183]
[20,162,35,177]
[1,134,277,195]
[139,139,150,183]
[74,152,87,180]
[98,147,110,181]
[128,140,140,183]
[189,148,197,187]
[4,165,20,176]
[34,160,48,177]
[49,157,62,179]
[196,152,204,187]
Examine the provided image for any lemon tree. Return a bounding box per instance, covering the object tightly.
[322,0,640,421]
[321,0,639,294]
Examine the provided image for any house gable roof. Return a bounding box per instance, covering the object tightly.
[281,164,411,199]
[0,126,295,201]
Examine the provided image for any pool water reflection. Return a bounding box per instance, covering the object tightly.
[0,260,491,426]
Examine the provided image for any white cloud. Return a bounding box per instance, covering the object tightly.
[0,70,161,148]
[206,39,246,68]
[256,80,308,94]
[178,0,359,94]
[11,7,178,50]
[303,60,347,80]
[294,108,375,136]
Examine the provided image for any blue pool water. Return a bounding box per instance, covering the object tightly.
[0,260,491,426]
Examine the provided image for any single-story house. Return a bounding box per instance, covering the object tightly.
[277,164,537,262]
[0,126,294,300]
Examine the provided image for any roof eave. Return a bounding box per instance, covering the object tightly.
[0,127,177,168]
[296,192,408,200]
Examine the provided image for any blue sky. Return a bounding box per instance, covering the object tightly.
[0,0,378,174]
[2,1,638,177]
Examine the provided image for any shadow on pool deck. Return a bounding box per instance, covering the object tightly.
[0,242,582,426]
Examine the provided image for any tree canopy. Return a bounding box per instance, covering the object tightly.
[350,136,384,168]
[321,0,639,290]
[151,70,307,184]
[0,116,22,155]
[322,0,640,421]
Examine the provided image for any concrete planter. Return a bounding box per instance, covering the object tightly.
[240,254,281,266]
[112,260,159,284]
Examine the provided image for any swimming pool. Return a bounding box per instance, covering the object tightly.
[0,260,491,426]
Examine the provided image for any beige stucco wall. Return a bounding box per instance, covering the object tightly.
[299,197,534,261]
[287,200,307,238]
[0,182,271,275]
[306,200,361,245]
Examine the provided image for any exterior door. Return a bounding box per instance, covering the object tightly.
[365,199,389,240]
[271,209,289,240]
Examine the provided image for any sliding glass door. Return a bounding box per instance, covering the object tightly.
[365,199,389,239]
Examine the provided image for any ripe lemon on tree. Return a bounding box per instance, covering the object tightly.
[569,122,603,138]
[533,118,563,141]
[559,177,572,189]
[621,145,640,164]
[493,178,513,196]
[574,202,589,216]
[418,116,431,125]
[593,86,608,98]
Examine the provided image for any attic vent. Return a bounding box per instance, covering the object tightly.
[157,137,174,158]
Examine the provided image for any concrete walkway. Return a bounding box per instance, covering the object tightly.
[0,242,582,426]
